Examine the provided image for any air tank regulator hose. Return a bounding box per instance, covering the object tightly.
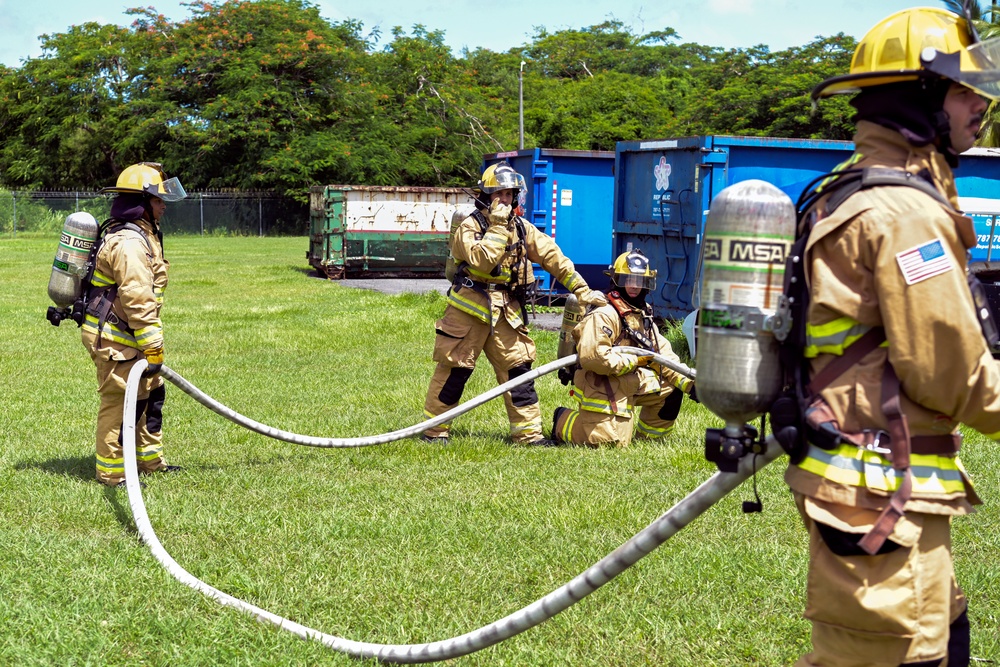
[120,348,783,663]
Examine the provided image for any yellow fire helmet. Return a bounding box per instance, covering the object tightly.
[812,6,1000,101]
[606,248,657,292]
[477,162,526,195]
[102,162,188,202]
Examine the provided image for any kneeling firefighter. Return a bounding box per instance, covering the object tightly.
[84,163,188,487]
[701,6,1000,665]
[421,161,607,446]
[552,248,696,447]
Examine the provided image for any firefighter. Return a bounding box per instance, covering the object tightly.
[84,163,187,487]
[788,7,1000,666]
[421,162,607,445]
[551,248,694,447]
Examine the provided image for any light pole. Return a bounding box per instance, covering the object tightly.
[518,61,526,150]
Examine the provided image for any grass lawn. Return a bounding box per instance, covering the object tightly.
[2,234,997,665]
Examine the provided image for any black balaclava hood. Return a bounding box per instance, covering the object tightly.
[110,193,147,222]
[850,78,957,165]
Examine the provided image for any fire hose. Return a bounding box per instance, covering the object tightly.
[157,346,693,448]
[120,350,784,663]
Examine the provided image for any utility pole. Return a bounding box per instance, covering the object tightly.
[518,61,526,150]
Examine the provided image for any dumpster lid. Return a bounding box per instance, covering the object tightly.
[960,197,1000,215]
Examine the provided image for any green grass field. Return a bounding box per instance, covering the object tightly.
[2,235,998,666]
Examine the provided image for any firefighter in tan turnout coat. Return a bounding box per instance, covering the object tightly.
[422,162,607,445]
[552,249,694,446]
[786,7,1000,666]
[83,163,187,487]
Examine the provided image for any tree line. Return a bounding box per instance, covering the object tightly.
[0,0,877,199]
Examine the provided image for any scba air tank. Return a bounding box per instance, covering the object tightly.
[696,180,794,431]
[47,212,99,319]
[557,294,585,359]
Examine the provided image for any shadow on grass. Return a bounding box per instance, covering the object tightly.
[103,485,138,536]
[14,454,141,534]
[15,454,94,482]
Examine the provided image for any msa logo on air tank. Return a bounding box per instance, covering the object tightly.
[702,238,787,264]
[730,240,787,263]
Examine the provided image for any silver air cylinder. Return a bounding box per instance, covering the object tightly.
[696,180,794,432]
[48,212,99,308]
[557,293,585,359]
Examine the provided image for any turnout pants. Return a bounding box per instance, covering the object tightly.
[553,381,683,448]
[423,306,541,443]
[87,343,169,485]
[793,493,968,667]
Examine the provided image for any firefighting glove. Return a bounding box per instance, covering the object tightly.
[687,384,699,403]
[575,288,608,307]
[487,200,512,226]
[141,347,164,378]
[635,355,655,367]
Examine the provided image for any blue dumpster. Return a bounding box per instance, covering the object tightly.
[613,136,1000,319]
[483,148,615,295]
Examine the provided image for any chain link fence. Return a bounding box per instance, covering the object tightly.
[0,191,308,237]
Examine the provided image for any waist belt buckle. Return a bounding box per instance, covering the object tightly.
[461,277,475,289]
[863,429,891,456]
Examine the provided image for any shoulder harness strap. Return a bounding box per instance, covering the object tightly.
[607,291,659,352]
[790,166,958,555]
[84,220,154,347]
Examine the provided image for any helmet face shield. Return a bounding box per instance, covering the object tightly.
[923,36,1000,100]
[492,169,525,193]
[620,272,656,291]
[102,162,187,201]
[608,249,656,291]
[478,162,526,195]
[153,176,187,202]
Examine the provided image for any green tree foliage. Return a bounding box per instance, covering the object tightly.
[0,0,883,194]
[143,0,374,192]
[689,36,857,139]
[0,14,165,189]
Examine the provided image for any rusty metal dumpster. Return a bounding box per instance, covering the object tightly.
[308,184,473,278]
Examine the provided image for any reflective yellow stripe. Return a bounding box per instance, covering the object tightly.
[96,453,124,473]
[484,231,508,246]
[636,418,673,438]
[560,410,578,442]
[91,270,114,288]
[136,444,163,462]
[466,266,511,283]
[446,290,491,324]
[616,358,637,376]
[422,410,452,428]
[797,443,967,495]
[805,316,872,358]
[82,314,139,348]
[510,418,541,435]
[133,324,162,346]
[563,272,582,292]
[816,153,864,192]
[573,390,628,416]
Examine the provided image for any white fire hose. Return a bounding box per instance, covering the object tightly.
[158,346,693,448]
[121,350,784,663]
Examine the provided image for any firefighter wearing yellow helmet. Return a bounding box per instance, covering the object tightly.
[785,6,1000,665]
[551,248,695,446]
[83,163,187,487]
[421,161,607,446]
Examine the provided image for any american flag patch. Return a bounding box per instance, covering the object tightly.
[895,238,952,285]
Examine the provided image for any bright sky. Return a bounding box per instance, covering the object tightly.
[1,0,928,68]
